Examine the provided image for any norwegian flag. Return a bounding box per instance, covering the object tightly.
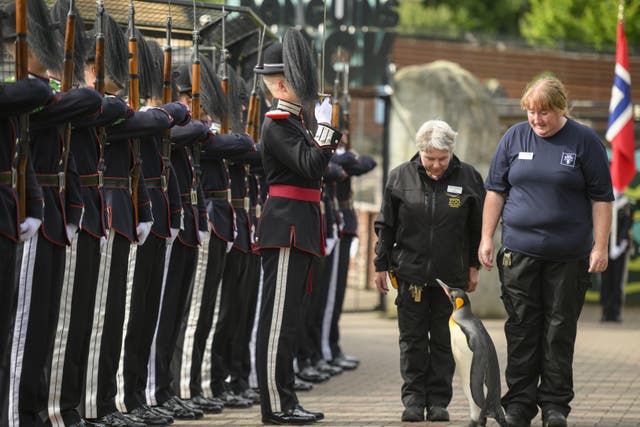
[606,19,636,192]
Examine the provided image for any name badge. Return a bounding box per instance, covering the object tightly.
[518,152,534,160]
[447,185,463,194]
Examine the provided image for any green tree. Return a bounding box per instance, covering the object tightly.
[521,0,640,51]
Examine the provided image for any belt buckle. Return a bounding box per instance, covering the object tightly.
[128,176,132,194]
[227,188,231,203]
[11,168,17,190]
[58,171,65,192]
[161,174,168,192]
[244,197,250,211]
[98,171,104,188]
[191,189,198,205]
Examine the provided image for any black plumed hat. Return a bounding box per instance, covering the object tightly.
[2,0,63,74]
[254,42,283,75]
[134,29,153,100]
[174,64,191,94]
[175,56,227,122]
[50,0,88,84]
[283,28,317,103]
[145,39,164,100]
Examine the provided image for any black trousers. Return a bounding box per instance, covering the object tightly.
[147,239,197,405]
[84,232,131,419]
[8,231,65,427]
[257,247,313,416]
[600,254,626,321]
[326,235,353,360]
[396,280,454,410]
[188,235,226,399]
[298,251,332,367]
[209,247,252,395]
[45,231,101,426]
[122,234,167,411]
[498,248,590,420]
[0,236,19,425]
[229,253,261,393]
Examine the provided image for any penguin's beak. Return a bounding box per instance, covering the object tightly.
[436,279,451,298]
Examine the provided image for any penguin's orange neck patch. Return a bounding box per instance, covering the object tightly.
[455,297,464,310]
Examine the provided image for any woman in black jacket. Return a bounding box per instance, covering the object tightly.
[374,119,485,423]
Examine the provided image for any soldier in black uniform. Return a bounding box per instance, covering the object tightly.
[0,72,53,427]
[254,29,341,425]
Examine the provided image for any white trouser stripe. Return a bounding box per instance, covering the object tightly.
[267,248,290,412]
[145,241,173,406]
[47,233,79,427]
[9,234,38,427]
[180,233,209,399]
[201,275,223,399]
[85,231,115,419]
[115,243,137,413]
[248,265,264,389]
[321,243,340,361]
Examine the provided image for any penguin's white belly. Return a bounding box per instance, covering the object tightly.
[450,321,483,422]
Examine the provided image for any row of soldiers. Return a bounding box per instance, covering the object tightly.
[0,1,376,426]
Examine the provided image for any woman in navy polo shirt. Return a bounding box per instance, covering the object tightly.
[479,76,614,427]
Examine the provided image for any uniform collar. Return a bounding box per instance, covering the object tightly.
[274,99,303,116]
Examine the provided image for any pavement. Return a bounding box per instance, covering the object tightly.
[174,300,640,427]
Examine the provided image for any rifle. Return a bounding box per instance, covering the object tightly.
[219,6,230,135]
[331,72,340,128]
[15,0,29,222]
[160,1,172,192]
[94,0,106,190]
[245,27,265,141]
[190,0,201,205]
[342,62,351,150]
[128,0,141,225]
[61,0,77,192]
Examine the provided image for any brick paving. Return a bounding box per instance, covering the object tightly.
[175,302,640,427]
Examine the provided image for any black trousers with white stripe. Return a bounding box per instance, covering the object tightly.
[148,239,197,405]
[209,247,251,395]
[190,236,227,398]
[326,235,353,359]
[8,231,65,427]
[0,236,19,426]
[122,234,167,411]
[45,230,101,426]
[84,232,131,419]
[257,247,313,416]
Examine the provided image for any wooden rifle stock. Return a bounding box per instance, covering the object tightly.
[15,0,29,223]
[128,0,141,225]
[342,63,351,151]
[331,76,340,128]
[245,28,265,142]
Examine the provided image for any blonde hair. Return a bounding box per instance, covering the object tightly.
[415,120,457,152]
[520,76,568,115]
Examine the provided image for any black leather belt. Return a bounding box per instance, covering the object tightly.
[80,173,103,188]
[103,176,131,192]
[0,171,13,185]
[181,189,198,205]
[339,199,354,210]
[231,197,250,210]
[144,176,164,189]
[205,189,229,201]
[36,173,64,190]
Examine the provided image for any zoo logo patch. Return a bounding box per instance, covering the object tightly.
[560,152,576,167]
[448,197,461,208]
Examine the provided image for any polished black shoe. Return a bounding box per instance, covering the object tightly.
[128,404,173,425]
[401,406,424,422]
[315,359,343,376]
[295,405,324,421]
[297,366,330,383]
[543,410,568,427]
[330,355,358,370]
[294,377,313,391]
[505,409,531,427]
[159,396,201,419]
[426,405,449,421]
[215,390,253,408]
[262,408,317,425]
[88,410,145,427]
[189,395,224,413]
[241,387,261,404]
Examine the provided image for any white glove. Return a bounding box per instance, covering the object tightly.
[314,98,332,124]
[66,224,78,242]
[198,230,208,244]
[136,221,153,245]
[209,122,221,134]
[168,227,180,245]
[19,217,42,242]
[100,236,107,250]
[610,239,629,260]
[226,241,234,253]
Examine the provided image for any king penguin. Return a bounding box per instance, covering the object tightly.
[436,279,507,427]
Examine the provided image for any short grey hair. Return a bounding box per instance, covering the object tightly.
[415,120,457,153]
